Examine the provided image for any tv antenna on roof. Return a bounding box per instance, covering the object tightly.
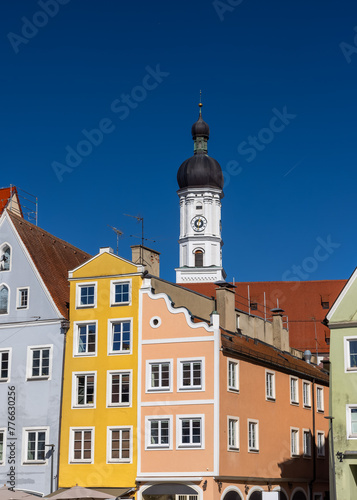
[124,213,156,265]
[107,225,123,255]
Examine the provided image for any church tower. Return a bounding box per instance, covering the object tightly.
[175,102,226,283]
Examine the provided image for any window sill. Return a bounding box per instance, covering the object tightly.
[177,444,202,449]
[248,448,259,453]
[228,387,239,393]
[26,376,50,381]
[22,460,46,466]
[111,302,130,307]
[76,305,96,309]
[228,447,240,452]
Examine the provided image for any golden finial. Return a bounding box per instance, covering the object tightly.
[199,90,203,115]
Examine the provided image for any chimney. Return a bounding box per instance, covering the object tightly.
[131,245,160,277]
[271,308,289,351]
[215,283,236,332]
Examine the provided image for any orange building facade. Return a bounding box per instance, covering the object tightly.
[136,277,329,500]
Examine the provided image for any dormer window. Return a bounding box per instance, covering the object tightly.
[0,285,9,314]
[0,245,10,271]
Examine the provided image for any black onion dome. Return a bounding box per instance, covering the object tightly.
[177,154,224,189]
[191,115,210,138]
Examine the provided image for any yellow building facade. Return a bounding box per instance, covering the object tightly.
[59,248,143,489]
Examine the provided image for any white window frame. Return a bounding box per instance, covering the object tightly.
[227,358,239,392]
[69,427,94,463]
[177,357,205,392]
[248,419,259,452]
[176,414,204,449]
[317,431,325,457]
[16,287,29,309]
[265,370,276,401]
[26,345,53,380]
[107,318,132,355]
[76,282,97,309]
[145,416,173,450]
[290,376,299,405]
[0,283,10,315]
[73,320,98,357]
[0,349,11,382]
[303,429,311,457]
[72,371,96,409]
[110,279,132,306]
[0,243,11,272]
[107,370,132,407]
[302,380,311,409]
[316,386,324,412]
[0,428,6,465]
[146,359,172,392]
[107,426,132,463]
[344,336,357,372]
[291,427,299,457]
[347,404,357,439]
[22,427,49,465]
[227,416,239,451]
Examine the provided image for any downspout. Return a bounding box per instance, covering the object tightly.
[309,379,317,499]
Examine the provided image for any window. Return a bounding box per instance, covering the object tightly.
[23,428,48,464]
[290,376,299,405]
[70,428,93,463]
[228,359,239,392]
[74,322,97,356]
[248,420,259,452]
[107,371,131,407]
[265,370,275,401]
[146,417,172,449]
[73,372,96,408]
[291,428,299,457]
[316,386,324,412]
[0,244,10,271]
[321,301,329,309]
[111,280,131,306]
[177,415,204,448]
[108,319,131,354]
[0,350,10,382]
[194,250,203,267]
[107,427,132,463]
[76,283,96,308]
[147,361,171,391]
[0,285,9,314]
[250,301,258,311]
[27,346,52,379]
[0,429,5,464]
[345,338,357,371]
[178,358,204,391]
[17,287,29,309]
[228,417,239,450]
[347,405,357,438]
[303,381,311,408]
[303,430,311,457]
[317,431,325,456]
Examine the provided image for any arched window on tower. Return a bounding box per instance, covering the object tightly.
[0,285,9,314]
[194,250,203,267]
[0,245,11,271]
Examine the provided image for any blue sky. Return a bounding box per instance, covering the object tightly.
[1,0,357,283]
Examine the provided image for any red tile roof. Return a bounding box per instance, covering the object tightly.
[182,280,347,354]
[221,329,329,383]
[8,211,91,318]
[0,187,13,215]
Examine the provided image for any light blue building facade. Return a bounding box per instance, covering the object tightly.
[0,209,89,495]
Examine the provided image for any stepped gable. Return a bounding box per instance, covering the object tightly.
[8,210,91,318]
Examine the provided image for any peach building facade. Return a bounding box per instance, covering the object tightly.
[136,278,329,500]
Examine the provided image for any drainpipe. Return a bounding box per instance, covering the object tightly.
[309,379,316,499]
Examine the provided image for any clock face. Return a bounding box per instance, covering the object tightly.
[191,215,207,232]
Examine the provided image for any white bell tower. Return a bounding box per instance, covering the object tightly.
[175,102,226,283]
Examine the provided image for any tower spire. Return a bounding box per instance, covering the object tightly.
[199,90,202,116]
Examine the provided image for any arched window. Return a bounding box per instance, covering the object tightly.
[0,285,9,314]
[223,491,243,500]
[0,245,11,271]
[292,491,307,500]
[249,492,262,500]
[194,250,203,267]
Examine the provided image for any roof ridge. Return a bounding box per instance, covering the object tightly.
[7,209,90,257]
